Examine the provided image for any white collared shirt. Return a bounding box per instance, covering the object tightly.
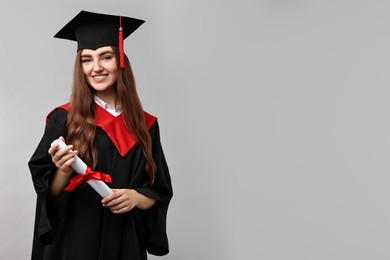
[94,95,122,117]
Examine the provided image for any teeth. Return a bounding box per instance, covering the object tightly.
[94,75,107,79]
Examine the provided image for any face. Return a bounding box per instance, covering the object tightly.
[81,46,118,96]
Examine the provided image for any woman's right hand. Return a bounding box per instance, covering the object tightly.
[48,136,78,175]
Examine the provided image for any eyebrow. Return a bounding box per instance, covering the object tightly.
[81,51,115,58]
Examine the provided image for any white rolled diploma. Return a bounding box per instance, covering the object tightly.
[51,138,113,198]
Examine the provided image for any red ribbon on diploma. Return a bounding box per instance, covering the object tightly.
[64,166,112,191]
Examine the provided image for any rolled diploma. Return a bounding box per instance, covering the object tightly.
[51,138,113,198]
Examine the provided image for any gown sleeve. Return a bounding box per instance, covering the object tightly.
[28,109,70,245]
[134,120,173,256]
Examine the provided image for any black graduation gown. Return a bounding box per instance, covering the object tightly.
[28,105,172,260]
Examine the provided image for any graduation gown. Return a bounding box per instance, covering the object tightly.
[28,104,172,260]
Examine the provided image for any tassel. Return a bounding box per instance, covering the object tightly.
[119,16,125,69]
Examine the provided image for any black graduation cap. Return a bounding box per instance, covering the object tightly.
[54,10,145,68]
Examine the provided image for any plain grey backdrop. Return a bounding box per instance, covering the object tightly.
[1,0,390,259]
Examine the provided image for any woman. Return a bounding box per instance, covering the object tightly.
[28,10,172,260]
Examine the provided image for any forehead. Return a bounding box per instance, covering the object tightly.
[81,46,114,56]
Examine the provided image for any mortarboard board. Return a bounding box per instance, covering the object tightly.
[54,10,145,68]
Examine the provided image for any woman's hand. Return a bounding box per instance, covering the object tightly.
[102,189,157,214]
[48,136,77,175]
[47,136,78,200]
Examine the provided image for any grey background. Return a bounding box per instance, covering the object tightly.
[1,0,390,259]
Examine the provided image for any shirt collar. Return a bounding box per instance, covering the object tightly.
[94,95,122,117]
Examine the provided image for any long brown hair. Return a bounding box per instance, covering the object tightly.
[66,47,156,186]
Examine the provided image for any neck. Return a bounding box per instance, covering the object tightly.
[95,91,117,107]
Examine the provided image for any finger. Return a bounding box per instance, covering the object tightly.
[101,190,123,204]
[60,150,78,162]
[57,145,74,156]
[53,149,75,165]
[58,153,77,168]
[110,189,125,195]
[107,200,128,211]
[52,145,74,162]
[103,195,126,208]
[104,198,122,208]
[49,143,66,157]
[62,155,77,167]
[55,151,77,169]
[48,143,58,156]
[111,206,131,214]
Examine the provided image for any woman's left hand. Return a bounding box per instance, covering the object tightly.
[102,188,157,213]
[101,189,139,214]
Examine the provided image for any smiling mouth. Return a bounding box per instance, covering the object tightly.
[92,75,108,79]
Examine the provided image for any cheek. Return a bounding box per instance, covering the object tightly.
[108,60,118,73]
[108,64,119,80]
[82,64,92,76]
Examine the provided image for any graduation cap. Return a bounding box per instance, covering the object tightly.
[54,10,145,68]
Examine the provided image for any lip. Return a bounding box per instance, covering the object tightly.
[91,74,108,82]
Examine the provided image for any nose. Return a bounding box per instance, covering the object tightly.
[93,61,103,72]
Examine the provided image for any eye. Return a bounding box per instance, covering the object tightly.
[102,55,113,62]
[81,58,92,64]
